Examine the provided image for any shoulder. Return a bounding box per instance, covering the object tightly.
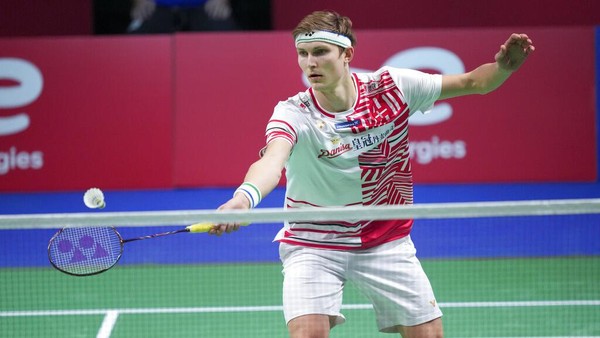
[274,91,310,112]
[353,66,415,79]
[380,66,439,82]
[354,66,439,86]
[373,66,442,92]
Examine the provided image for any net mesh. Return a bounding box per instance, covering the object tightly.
[1,199,599,337]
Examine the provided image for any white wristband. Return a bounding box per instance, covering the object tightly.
[234,182,262,208]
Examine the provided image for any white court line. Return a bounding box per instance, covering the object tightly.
[1,300,599,317]
[1,302,599,338]
[96,310,118,338]
[0,305,283,317]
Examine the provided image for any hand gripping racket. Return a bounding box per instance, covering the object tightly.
[47,223,242,276]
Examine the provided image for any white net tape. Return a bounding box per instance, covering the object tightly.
[1,198,599,229]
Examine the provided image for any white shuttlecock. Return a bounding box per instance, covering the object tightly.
[83,188,105,209]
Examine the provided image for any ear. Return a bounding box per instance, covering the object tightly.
[343,47,355,63]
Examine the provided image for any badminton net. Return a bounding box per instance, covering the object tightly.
[0,198,599,337]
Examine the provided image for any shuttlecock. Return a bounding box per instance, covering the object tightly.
[83,188,105,209]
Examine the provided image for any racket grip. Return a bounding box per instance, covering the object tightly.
[187,223,214,233]
[186,222,250,233]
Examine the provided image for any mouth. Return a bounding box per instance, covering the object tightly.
[308,74,323,81]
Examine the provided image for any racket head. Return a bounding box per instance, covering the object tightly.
[48,227,124,276]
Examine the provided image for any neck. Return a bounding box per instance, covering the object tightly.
[313,73,356,112]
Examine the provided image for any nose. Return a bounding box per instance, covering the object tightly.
[306,54,317,68]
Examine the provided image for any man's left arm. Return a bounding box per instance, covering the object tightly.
[439,33,535,100]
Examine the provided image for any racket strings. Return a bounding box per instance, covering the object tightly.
[48,227,123,276]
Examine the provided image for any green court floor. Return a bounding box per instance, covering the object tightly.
[1,257,599,337]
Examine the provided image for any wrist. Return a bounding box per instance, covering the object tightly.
[496,62,514,75]
[233,182,262,209]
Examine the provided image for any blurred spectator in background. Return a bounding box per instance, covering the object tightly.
[94,0,271,34]
[128,0,238,33]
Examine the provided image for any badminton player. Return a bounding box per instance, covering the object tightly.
[212,10,534,338]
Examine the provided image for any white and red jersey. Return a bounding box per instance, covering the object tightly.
[265,66,442,250]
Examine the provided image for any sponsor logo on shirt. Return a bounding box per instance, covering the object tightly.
[318,143,352,159]
[334,119,360,129]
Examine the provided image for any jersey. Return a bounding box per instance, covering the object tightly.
[266,66,442,250]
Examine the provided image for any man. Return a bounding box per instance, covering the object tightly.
[211,10,534,338]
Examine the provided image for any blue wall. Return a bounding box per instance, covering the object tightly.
[1,183,599,268]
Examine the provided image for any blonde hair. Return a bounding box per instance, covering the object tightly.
[292,10,356,47]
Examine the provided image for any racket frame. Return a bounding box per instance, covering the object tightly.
[47,226,125,277]
[47,225,202,276]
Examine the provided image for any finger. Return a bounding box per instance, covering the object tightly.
[498,44,507,55]
[514,34,534,49]
[209,224,225,236]
[225,223,242,233]
[506,34,529,49]
[503,34,519,47]
[495,45,507,62]
[517,34,532,45]
[211,223,239,235]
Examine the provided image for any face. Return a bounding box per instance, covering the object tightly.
[296,42,351,91]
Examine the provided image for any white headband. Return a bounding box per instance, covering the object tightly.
[295,30,352,48]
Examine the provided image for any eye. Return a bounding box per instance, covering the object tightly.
[297,50,308,57]
[313,49,328,56]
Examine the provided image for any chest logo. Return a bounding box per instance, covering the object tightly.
[318,143,352,159]
[334,119,360,130]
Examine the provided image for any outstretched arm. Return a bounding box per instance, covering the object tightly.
[439,33,535,100]
[209,139,292,235]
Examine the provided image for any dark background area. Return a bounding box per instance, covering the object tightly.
[1,0,599,37]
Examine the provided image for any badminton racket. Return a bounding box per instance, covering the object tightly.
[47,223,243,276]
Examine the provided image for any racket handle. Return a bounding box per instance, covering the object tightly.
[186,222,251,233]
[186,223,214,233]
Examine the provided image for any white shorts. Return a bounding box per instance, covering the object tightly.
[279,236,442,332]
